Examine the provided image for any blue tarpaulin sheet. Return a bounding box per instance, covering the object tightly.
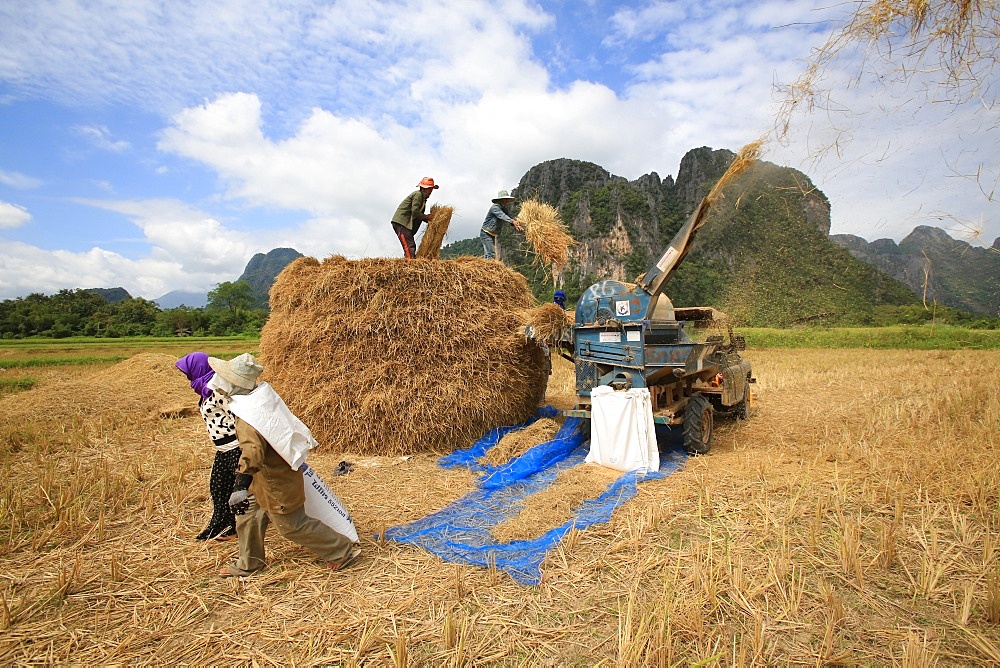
[384,408,688,585]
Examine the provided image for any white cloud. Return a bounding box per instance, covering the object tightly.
[0,197,260,299]
[0,201,31,228]
[87,179,114,192]
[1,0,998,305]
[606,2,686,43]
[75,198,255,274]
[0,168,42,189]
[74,124,131,152]
[0,241,168,299]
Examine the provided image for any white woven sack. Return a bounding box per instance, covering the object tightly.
[301,463,359,542]
[586,386,659,474]
[228,382,316,470]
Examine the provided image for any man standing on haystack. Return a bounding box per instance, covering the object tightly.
[480,189,524,262]
[209,353,361,578]
[391,176,439,259]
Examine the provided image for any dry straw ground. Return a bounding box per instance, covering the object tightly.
[1,346,999,665]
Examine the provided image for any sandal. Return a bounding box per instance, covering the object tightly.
[328,547,362,572]
[211,526,238,542]
[219,563,258,578]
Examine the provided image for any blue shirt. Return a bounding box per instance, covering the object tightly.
[480,203,516,236]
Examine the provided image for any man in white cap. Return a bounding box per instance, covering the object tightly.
[480,189,524,262]
[390,176,439,259]
[207,353,361,577]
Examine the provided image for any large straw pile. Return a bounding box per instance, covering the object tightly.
[260,256,549,455]
[416,204,455,259]
[518,198,575,278]
[0,352,192,428]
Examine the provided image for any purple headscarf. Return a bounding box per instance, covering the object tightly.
[175,352,215,399]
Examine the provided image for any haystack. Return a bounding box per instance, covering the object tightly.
[416,204,454,259]
[260,256,549,455]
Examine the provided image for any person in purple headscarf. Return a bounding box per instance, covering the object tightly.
[176,352,240,541]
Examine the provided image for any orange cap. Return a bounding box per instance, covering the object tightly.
[417,177,439,189]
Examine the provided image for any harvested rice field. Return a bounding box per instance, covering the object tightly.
[1,345,999,665]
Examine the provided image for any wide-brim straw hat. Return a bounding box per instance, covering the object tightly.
[492,189,515,203]
[208,353,264,390]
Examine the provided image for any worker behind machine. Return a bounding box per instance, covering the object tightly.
[480,189,524,262]
[553,290,566,310]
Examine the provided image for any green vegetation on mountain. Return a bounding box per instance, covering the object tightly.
[453,150,995,329]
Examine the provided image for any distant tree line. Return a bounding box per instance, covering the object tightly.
[3,271,996,340]
[0,281,268,338]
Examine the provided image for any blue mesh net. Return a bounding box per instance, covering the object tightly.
[384,408,688,585]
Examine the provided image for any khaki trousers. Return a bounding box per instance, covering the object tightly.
[233,498,355,573]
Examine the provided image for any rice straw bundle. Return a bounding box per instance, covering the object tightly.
[518,302,573,342]
[260,255,550,455]
[479,417,561,467]
[517,198,575,276]
[416,204,455,259]
[491,463,622,542]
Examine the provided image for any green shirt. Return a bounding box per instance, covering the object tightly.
[390,189,430,231]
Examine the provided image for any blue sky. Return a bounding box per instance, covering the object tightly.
[0,0,996,301]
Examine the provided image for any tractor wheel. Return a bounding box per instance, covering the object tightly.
[683,395,713,455]
[735,377,753,420]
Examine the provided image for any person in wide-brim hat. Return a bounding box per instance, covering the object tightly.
[480,188,524,262]
[208,352,264,391]
[390,176,440,259]
[215,352,362,578]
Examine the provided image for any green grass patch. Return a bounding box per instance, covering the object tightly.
[0,336,259,366]
[0,356,128,369]
[741,325,1000,349]
[0,377,36,392]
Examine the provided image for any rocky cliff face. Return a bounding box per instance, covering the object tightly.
[509,148,834,290]
[463,146,996,324]
[831,226,1000,317]
[516,160,617,208]
[238,247,304,309]
[495,147,921,326]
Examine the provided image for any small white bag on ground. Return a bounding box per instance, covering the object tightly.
[301,462,359,542]
[586,386,659,474]
[228,382,316,470]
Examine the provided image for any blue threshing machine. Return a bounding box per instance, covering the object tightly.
[539,195,755,455]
